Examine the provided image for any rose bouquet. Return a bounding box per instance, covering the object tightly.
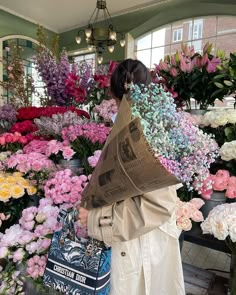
[130,83,218,192]
[199,169,236,199]
[0,132,28,153]
[7,152,55,174]
[16,106,89,121]
[10,120,38,135]
[176,197,205,231]
[44,169,89,205]
[0,171,37,232]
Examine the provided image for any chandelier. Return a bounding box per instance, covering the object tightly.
[75,0,126,64]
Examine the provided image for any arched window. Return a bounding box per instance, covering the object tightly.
[0,35,44,106]
[135,15,236,68]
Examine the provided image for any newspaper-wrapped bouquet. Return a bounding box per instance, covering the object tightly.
[82,83,219,209]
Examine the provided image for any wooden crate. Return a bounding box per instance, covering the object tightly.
[183,263,215,295]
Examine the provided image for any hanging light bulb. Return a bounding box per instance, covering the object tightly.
[97,54,103,64]
[75,35,82,44]
[109,30,117,41]
[120,38,126,47]
[85,27,92,38]
[108,45,115,53]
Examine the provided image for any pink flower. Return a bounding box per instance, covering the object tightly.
[191,210,204,222]
[13,248,24,262]
[189,198,205,210]
[176,217,192,231]
[0,246,8,258]
[226,186,236,199]
[62,146,75,160]
[212,176,228,191]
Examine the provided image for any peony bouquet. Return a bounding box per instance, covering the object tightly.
[130,83,218,192]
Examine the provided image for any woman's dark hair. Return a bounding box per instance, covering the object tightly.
[110,59,151,100]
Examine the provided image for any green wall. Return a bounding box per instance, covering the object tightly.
[0,9,55,41]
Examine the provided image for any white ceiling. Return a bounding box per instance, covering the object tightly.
[0,0,168,33]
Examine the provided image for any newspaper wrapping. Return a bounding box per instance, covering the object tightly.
[81,96,180,209]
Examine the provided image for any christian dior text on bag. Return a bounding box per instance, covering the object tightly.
[43,209,111,295]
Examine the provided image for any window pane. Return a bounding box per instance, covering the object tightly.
[151,46,170,67]
[216,34,236,56]
[192,37,216,54]
[192,19,203,40]
[184,19,193,42]
[136,49,151,68]
[152,26,171,47]
[135,33,152,50]
[217,16,236,35]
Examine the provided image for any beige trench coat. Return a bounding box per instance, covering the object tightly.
[87,185,185,295]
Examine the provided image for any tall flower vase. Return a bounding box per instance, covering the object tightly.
[201,191,226,219]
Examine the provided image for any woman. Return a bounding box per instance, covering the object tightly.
[78,59,185,295]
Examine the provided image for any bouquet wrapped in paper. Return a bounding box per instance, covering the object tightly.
[82,83,218,209]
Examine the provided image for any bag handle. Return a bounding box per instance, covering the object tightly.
[57,209,78,241]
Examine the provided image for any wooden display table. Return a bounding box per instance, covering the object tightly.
[183,223,231,254]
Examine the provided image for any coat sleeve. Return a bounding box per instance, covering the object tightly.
[87,185,178,246]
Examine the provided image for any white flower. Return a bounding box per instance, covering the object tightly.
[201,203,236,244]
[0,246,8,258]
[227,109,236,124]
[210,111,228,128]
[229,223,236,242]
[220,141,236,161]
[211,218,229,240]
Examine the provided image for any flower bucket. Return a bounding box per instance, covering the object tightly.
[187,109,208,116]
[201,191,226,218]
[59,159,81,173]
